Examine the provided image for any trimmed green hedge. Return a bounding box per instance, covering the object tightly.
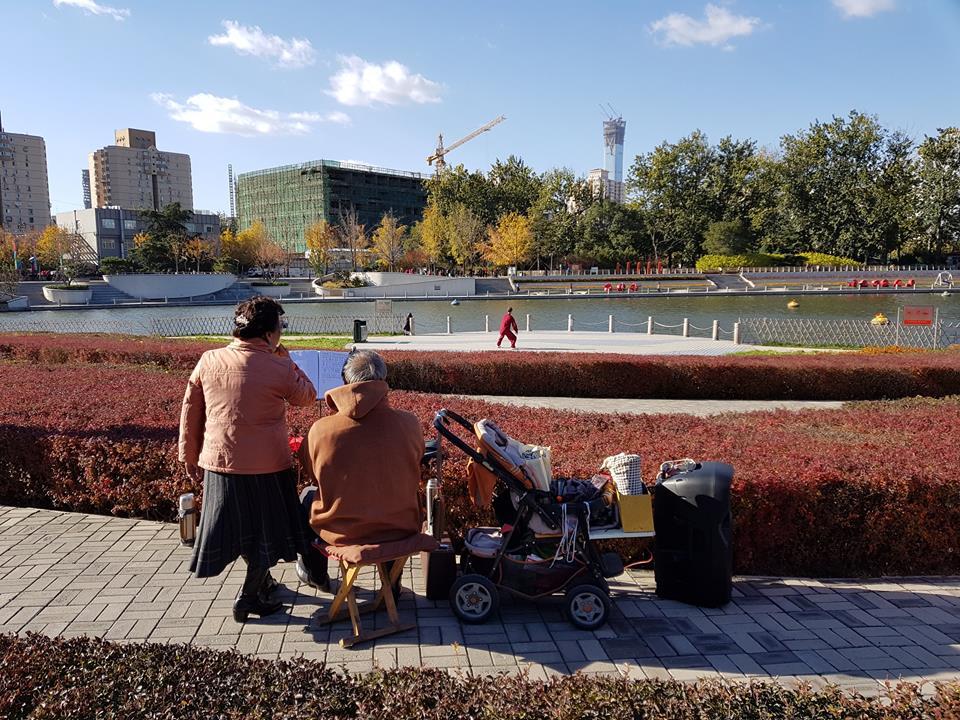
[1,634,957,719]
[696,253,782,271]
[697,252,863,271]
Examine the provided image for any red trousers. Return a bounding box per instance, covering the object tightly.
[497,329,517,348]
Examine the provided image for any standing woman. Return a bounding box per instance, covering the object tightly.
[179,297,317,622]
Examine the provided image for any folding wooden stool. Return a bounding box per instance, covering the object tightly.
[315,533,437,648]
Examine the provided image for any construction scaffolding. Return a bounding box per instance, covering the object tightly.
[236,159,428,252]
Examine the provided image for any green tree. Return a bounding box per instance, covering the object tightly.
[703,219,752,255]
[529,168,594,270]
[128,203,194,272]
[487,155,544,219]
[628,130,715,264]
[427,164,496,225]
[776,110,912,262]
[575,201,641,266]
[915,127,960,260]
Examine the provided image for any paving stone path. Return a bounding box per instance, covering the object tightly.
[2,506,959,696]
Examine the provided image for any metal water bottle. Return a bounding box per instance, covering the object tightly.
[425,479,438,538]
[178,493,197,546]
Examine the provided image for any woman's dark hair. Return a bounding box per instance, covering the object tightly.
[232,296,285,340]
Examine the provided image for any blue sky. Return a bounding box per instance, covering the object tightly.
[4,0,960,215]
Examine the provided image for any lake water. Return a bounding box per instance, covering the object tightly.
[1,292,958,336]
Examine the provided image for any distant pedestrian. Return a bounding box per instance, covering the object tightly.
[402,313,414,335]
[497,307,519,349]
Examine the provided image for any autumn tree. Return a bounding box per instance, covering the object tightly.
[183,237,214,273]
[304,219,337,275]
[37,226,94,285]
[335,206,367,271]
[446,203,485,273]
[0,230,20,298]
[241,221,285,280]
[371,213,407,271]
[418,203,450,269]
[483,212,533,268]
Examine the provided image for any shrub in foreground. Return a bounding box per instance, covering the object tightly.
[2,362,960,577]
[1,634,957,720]
[3,334,959,400]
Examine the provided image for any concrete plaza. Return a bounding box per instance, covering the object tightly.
[2,505,959,696]
[354,330,815,355]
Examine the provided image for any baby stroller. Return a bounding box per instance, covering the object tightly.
[434,409,625,629]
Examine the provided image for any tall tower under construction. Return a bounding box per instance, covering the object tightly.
[603,116,626,201]
[589,114,626,204]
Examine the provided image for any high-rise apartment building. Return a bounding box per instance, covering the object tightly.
[587,168,625,204]
[236,159,427,252]
[88,128,193,211]
[0,120,52,234]
[588,116,626,204]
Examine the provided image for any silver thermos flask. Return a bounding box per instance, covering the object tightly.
[425,479,437,538]
[178,493,197,546]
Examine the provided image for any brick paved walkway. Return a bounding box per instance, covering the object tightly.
[2,506,959,695]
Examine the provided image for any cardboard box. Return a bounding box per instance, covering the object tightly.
[617,490,653,532]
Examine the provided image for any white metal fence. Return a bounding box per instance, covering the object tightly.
[739,316,956,349]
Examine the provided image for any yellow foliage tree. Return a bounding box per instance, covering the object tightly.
[243,221,286,280]
[447,203,484,272]
[219,226,258,271]
[183,237,213,272]
[37,226,93,283]
[371,213,407,271]
[483,212,533,268]
[419,203,449,268]
[304,220,336,274]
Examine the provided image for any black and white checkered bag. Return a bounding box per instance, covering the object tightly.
[601,453,644,495]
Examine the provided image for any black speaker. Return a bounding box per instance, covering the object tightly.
[653,462,733,608]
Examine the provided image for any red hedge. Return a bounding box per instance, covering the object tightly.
[2,360,959,577]
[2,334,959,400]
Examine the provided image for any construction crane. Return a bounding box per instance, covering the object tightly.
[427,115,506,170]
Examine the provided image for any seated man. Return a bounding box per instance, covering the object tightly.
[297,349,424,589]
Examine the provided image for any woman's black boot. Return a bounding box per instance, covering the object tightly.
[234,565,283,623]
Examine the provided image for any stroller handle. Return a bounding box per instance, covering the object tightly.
[433,409,488,465]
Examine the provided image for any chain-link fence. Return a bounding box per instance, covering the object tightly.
[151,314,405,337]
[739,316,951,349]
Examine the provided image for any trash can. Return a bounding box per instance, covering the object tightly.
[352,319,368,343]
[653,461,733,607]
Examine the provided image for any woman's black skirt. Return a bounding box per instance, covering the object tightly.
[190,468,308,579]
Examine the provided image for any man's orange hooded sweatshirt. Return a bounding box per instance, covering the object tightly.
[300,380,424,546]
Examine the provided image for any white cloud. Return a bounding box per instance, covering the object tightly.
[151,93,348,136]
[649,4,760,49]
[208,20,316,69]
[832,0,895,18]
[52,0,129,21]
[328,55,442,106]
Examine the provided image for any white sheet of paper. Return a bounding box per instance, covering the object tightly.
[290,350,349,399]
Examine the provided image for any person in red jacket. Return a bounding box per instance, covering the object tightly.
[497,307,519,348]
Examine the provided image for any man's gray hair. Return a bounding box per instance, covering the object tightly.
[343,349,388,384]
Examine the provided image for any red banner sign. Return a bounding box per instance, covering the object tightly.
[903,306,934,326]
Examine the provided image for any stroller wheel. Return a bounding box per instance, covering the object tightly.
[564,584,610,630]
[449,574,499,624]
